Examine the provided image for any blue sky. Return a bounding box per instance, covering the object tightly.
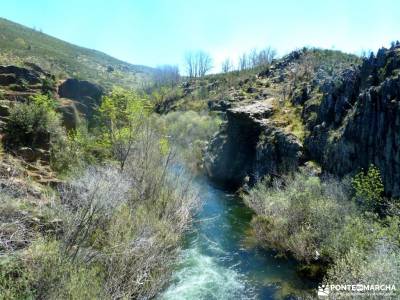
[1,0,399,72]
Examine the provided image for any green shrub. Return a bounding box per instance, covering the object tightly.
[245,170,399,292]
[325,238,400,298]
[352,164,384,210]
[4,96,64,151]
[0,255,34,300]
[0,239,104,300]
[5,103,52,149]
[51,124,109,174]
[244,173,357,263]
[159,110,221,169]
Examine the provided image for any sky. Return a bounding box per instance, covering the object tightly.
[1,0,400,72]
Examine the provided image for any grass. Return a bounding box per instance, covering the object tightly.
[0,18,155,89]
[271,98,306,141]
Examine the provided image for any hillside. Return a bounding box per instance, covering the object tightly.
[197,45,400,198]
[0,18,155,89]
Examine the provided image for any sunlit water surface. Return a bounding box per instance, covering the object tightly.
[160,176,316,300]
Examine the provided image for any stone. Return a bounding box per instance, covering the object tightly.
[0,65,41,85]
[57,78,104,118]
[204,102,302,189]
[306,47,400,197]
[16,147,36,162]
[208,100,232,112]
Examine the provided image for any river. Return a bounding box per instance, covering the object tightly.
[160,175,317,300]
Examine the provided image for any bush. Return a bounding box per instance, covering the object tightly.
[54,121,199,298]
[0,254,34,300]
[4,102,59,150]
[25,239,104,299]
[4,95,66,164]
[244,173,357,263]
[159,110,221,169]
[352,164,384,211]
[325,238,400,298]
[51,124,109,174]
[0,238,104,300]
[245,170,400,293]
[1,88,200,299]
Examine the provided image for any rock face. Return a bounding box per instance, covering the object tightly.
[0,65,41,85]
[306,46,400,197]
[205,46,400,197]
[205,102,303,189]
[58,78,103,118]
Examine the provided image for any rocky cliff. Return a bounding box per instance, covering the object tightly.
[205,102,302,189]
[205,45,400,197]
[306,44,400,197]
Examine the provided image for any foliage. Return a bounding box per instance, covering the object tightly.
[245,171,399,291]
[271,100,306,141]
[0,85,200,298]
[54,134,198,298]
[352,164,384,210]
[51,124,105,173]
[99,87,152,170]
[325,237,400,298]
[4,99,64,150]
[158,110,221,169]
[0,254,34,300]
[244,173,357,263]
[30,94,58,111]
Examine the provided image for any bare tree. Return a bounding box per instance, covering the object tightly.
[258,46,277,66]
[197,51,213,77]
[184,50,213,78]
[249,48,259,68]
[154,65,180,87]
[238,52,249,71]
[238,46,276,71]
[221,58,233,73]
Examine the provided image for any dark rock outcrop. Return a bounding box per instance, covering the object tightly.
[208,100,232,112]
[306,46,400,197]
[205,102,303,189]
[0,65,41,85]
[58,78,103,118]
[205,47,400,197]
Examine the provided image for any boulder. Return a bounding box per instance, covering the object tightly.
[0,65,41,85]
[58,78,104,118]
[207,100,232,112]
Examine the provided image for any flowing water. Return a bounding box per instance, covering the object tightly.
[160,175,317,300]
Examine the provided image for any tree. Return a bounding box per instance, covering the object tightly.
[238,52,249,71]
[99,87,152,170]
[238,46,276,70]
[258,46,277,66]
[197,51,213,77]
[249,48,259,68]
[221,58,233,73]
[153,65,180,87]
[184,50,213,78]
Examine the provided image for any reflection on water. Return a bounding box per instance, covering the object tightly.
[160,176,316,300]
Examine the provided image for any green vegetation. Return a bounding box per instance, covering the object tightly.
[4,95,64,150]
[0,18,155,89]
[0,88,199,299]
[271,100,306,141]
[352,164,385,211]
[159,110,221,170]
[244,169,399,297]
